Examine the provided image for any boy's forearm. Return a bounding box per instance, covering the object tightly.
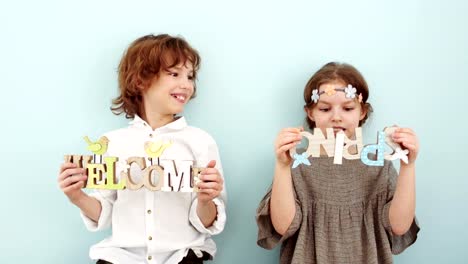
[71,193,102,223]
[270,163,296,235]
[197,200,217,227]
[389,163,416,235]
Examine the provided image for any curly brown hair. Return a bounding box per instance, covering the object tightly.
[111,34,201,119]
[303,62,373,129]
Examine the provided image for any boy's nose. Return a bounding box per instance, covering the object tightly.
[180,79,194,90]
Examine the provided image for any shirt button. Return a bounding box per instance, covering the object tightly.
[148,256,152,260]
[149,133,153,138]
[147,209,152,214]
[148,236,152,240]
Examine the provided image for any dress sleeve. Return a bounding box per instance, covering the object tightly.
[256,187,302,250]
[381,161,420,254]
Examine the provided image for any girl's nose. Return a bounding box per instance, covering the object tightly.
[331,109,342,122]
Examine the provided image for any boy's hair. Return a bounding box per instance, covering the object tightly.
[303,62,373,129]
[111,34,201,119]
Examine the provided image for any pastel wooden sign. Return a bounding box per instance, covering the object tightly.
[65,137,203,192]
[290,126,409,168]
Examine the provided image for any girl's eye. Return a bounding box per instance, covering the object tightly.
[168,72,178,77]
[188,75,194,80]
[344,107,354,111]
[319,108,329,112]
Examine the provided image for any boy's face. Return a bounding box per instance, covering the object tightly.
[305,80,366,139]
[142,63,195,116]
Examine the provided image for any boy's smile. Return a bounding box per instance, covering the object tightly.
[171,92,189,104]
[142,63,195,119]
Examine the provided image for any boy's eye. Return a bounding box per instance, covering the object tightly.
[188,75,194,80]
[169,72,178,77]
[319,108,329,112]
[344,107,354,111]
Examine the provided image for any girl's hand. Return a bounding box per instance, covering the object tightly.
[275,127,303,167]
[197,160,224,204]
[58,162,88,202]
[391,127,419,165]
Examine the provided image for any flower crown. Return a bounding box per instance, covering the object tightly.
[311,84,363,104]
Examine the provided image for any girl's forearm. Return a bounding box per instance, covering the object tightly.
[270,163,296,235]
[389,163,416,235]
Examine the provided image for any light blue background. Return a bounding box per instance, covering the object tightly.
[1,0,467,263]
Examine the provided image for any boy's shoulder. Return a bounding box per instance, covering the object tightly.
[99,121,217,143]
[101,127,132,138]
[183,125,217,143]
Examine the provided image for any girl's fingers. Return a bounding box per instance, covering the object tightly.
[276,133,302,145]
[276,133,301,146]
[276,142,297,157]
[280,127,303,134]
[275,137,301,150]
[393,128,417,139]
[401,142,417,151]
[396,128,415,134]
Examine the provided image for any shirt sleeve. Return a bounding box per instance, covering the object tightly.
[188,135,227,235]
[381,161,420,254]
[80,134,118,232]
[80,189,117,231]
[189,197,226,235]
[256,187,302,250]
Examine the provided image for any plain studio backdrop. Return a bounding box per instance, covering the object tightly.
[1,0,467,263]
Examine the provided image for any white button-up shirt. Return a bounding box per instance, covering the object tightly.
[80,116,227,264]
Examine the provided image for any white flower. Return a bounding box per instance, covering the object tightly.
[344,84,357,99]
[311,89,320,103]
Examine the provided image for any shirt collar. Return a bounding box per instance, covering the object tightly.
[129,115,187,131]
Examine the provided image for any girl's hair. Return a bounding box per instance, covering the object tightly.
[303,62,373,129]
[111,34,201,119]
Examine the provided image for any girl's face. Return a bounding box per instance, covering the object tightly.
[142,63,195,117]
[305,80,366,139]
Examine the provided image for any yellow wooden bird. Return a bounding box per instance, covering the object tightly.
[84,136,109,163]
[144,140,172,165]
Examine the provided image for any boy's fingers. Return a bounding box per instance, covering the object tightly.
[199,173,222,183]
[60,175,87,189]
[63,181,85,193]
[58,168,86,181]
[197,182,223,191]
[205,160,216,168]
[201,168,218,175]
[60,163,77,174]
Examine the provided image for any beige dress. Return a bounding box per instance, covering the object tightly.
[256,157,419,264]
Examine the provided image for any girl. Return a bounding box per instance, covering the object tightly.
[256,62,419,264]
[58,34,226,264]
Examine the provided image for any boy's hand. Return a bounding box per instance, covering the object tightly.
[58,162,88,202]
[275,127,303,167]
[391,127,419,165]
[197,160,223,204]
